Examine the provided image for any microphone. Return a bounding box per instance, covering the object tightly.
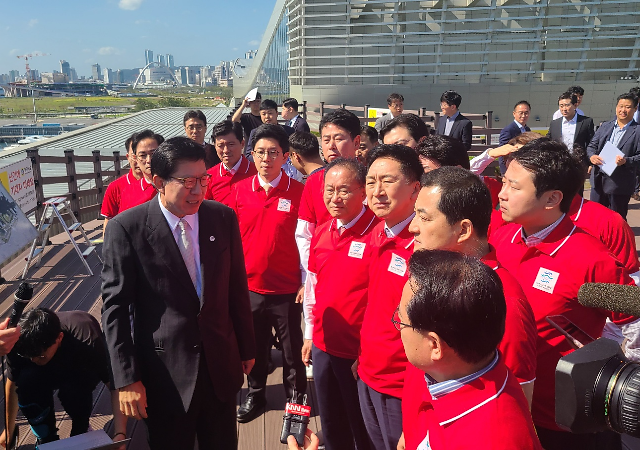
[8,282,34,327]
[577,283,640,317]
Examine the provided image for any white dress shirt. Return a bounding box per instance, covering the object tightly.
[257,170,283,190]
[561,114,578,149]
[223,157,243,175]
[384,212,416,238]
[158,196,202,299]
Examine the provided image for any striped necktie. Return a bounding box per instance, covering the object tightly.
[177,219,199,297]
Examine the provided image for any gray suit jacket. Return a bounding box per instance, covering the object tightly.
[101,197,255,413]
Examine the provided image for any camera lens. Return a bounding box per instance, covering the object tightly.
[608,364,640,437]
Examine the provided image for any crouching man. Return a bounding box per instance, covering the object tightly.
[1,308,126,447]
[397,251,542,450]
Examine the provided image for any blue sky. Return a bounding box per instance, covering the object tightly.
[0,0,274,77]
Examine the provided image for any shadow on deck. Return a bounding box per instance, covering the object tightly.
[0,219,317,450]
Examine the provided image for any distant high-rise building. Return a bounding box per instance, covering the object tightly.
[245,50,257,60]
[157,54,166,66]
[9,70,20,82]
[60,60,71,79]
[69,68,78,82]
[184,67,196,85]
[103,68,113,84]
[0,74,9,84]
[92,64,102,81]
[166,54,174,68]
[145,49,154,66]
[176,67,187,85]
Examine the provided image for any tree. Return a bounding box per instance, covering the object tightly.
[133,98,157,112]
[157,97,190,108]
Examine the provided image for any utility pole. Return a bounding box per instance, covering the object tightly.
[16,52,48,124]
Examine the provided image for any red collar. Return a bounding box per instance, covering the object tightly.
[329,207,378,238]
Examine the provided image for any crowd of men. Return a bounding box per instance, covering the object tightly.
[3,85,640,450]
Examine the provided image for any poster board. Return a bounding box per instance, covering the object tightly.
[367,107,390,127]
[0,182,38,265]
[0,158,37,213]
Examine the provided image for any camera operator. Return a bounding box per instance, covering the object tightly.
[0,308,126,447]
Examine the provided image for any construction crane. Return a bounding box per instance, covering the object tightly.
[15,52,48,123]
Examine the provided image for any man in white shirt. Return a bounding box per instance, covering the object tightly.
[552,86,585,120]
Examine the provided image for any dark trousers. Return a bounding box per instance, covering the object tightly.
[144,353,237,450]
[589,187,631,221]
[357,379,402,450]
[15,363,99,443]
[536,426,621,450]
[247,291,306,400]
[312,345,372,450]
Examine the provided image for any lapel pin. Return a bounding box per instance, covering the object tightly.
[210,236,215,242]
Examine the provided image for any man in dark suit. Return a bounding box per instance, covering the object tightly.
[435,90,473,151]
[498,100,531,174]
[183,109,221,169]
[548,92,594,170]
[101,136,256,449]
[282,97,311,133]
[246,99,296,155]
[587,92,640,220]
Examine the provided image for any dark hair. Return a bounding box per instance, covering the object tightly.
[568,86,585,96]
[131,129,164,154]
[14,308,61,358]
[255,92,262,100]
[289,132,320,159]
[324,157,366,187]
[360,126,378,143]
[183,110,207,127]
[420,167,492,238]
[380,114,430,143]
[407,250,506,364]
[252,123,290,153]
[260,99,278,112]
[319,109,361,140]
[513,100,531,111]
[510,137,582,212]
[366,144,423,183]
[558,92,578,105]
[211,120,243,143]
[387,93,404,104]
[415,135,470,170]
[125,132,137,152]
[629,87,640,98]
[151,136,205,179]
[440,90,462,108]
[283,98,299,111]
[617,92,639,109]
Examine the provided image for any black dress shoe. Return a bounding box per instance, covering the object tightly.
[237,395,266,423]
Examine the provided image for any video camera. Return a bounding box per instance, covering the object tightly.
[556,337,640,437]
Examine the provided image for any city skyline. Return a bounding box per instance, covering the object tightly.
[0,0,272,77]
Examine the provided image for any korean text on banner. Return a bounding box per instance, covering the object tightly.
[0,158,37,213]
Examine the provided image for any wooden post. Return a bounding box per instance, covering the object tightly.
[64,149,80,218]
[420,107,427,117]
[27,148,44,224]
[434,112,441,131]
[486,111,493,146]
[364,104,370,123]
[113,151,121,178]
[341,103,346,110]
[319,102,325,118]
[302,101,308,120]
[93,150,104,203]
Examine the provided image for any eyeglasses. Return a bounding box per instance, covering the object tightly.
[186,124,204,131]
[253,150,281,160]
[323,186,363,200]
[136,151,155,161]
[391,306,412,331]
[170,174,212,189]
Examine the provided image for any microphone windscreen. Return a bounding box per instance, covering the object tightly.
[577,283,640,318]
[14,282,33,302]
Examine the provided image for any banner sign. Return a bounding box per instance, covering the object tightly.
[0,182,37,265]
[0,158,37,213]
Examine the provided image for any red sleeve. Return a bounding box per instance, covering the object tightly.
[298,177,316,224]
[606,216,640,276]
[101,181,120,218]
[498,269,537,384]
[204,166,216,201]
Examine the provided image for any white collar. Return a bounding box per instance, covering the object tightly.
[223,157,244,174]
[258,171,283,189]
[384,212,415,238]
[513,119,526,129]
[336,206,366,229]
[562,114,578,125]
[157,195,198,232]
[521,213,565,246]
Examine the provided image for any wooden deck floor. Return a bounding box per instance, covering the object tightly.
[0,219,319,450]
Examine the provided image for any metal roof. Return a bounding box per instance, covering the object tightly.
[1,107,233,160]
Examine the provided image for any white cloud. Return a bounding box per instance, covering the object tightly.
[119,0,143,11]
[9,49,19,55]
[27,19,38,28]
[248,40,259,46]
[232,48,238,51]
[98,46,121,55]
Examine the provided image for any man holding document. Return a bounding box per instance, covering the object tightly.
[587,92,640,220]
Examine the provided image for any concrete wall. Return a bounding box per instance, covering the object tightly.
[292,80,640,130]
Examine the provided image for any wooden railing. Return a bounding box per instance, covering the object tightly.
[26,148,128,234]
[300,101,501,155]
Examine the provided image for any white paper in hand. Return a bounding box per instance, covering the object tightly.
[599,141,625,177]
[245,88,258,102]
